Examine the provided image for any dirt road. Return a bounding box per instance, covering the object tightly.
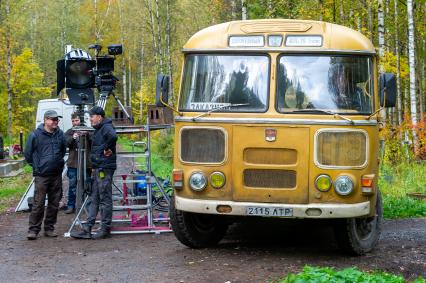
[0,212,424,283]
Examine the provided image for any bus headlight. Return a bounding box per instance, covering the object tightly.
[334,176,354,196]
[210,172,226,189]
[315,174,332,192]
[189,172,207,191]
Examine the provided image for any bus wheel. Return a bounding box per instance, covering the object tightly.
[334,190,383,255]
[169,195,228,248]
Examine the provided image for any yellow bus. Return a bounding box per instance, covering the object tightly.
[163,19,396,255]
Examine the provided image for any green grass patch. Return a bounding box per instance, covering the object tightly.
[117,134,173,180]
[276,266,425,283]
[379,162,426,219]
[0,166,33,213]
[383,195,426,219]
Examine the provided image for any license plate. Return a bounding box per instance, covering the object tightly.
[246,206,293,217]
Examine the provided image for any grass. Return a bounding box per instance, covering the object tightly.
[379,162,426,219]
[117,134,173,180]
[276,266,425,283]
[0,164,33,213]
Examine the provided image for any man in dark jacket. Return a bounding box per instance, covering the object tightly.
[71,106,117,239]
[64,112,92,214]
[24,110,66,240]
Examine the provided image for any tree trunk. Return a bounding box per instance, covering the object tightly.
[394,0,402,125]
[6,0,12,157]
[231,0,236,20]
[140,38,144,123]
[155,0,163,73]
[339,0,345,24]
[118,0,127,106]
[378,0,386,121]
[333,0,336,22]
[128,52,132,108]
[166,0,173,105]
[367,0,373,43]
[267,0,273,18]
[407,0,418,153]
[357,1,362,32]
[319,0,324,21]
[241,0,247,20]
[145,0,159,70]
[419,40,425,122]
[378,0,385,60]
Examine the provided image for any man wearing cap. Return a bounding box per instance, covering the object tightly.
[71,106,117,239]
[24,110,66,240]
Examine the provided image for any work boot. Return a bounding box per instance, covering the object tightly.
[70,224,92,239]
[64,207,75,214]
[92,229,111,240]
[44,230,58,237]
[27,231,38,240]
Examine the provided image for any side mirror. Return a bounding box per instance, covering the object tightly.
[379,73,396,108]
[155,74,170,107]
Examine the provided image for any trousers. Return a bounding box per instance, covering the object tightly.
[29,174,62,233]
[87,168,114,231]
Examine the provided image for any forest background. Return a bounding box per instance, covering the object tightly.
[0,0,424,164]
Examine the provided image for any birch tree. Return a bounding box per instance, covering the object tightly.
[407,0,418,152]
[394,0,402,125]
[241,0,247,20]
[5,0,12,157]
[118,0,127,106]
[166,0,173,104]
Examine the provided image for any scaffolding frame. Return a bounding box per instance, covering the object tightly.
[64,117,173,237]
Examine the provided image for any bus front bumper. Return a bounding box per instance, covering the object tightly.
[174,195,371,218]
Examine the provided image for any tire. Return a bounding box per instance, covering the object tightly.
[169,195,228,248]
[334,190,383,255]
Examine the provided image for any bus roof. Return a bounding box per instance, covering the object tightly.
[183,19,375,54]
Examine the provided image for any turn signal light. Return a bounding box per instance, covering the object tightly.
[361,175,374,187]
[173,169,183,189]
[361,174,375,195]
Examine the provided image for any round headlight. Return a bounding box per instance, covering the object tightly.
[315,174,332,192]
[210,172,226,189]
[334,176,354,196]
[189,172,207,191]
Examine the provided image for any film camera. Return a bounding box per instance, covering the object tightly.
[56,44,123,105]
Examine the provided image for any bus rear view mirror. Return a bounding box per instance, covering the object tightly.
[379,73,396,108]
[156,74,170,107]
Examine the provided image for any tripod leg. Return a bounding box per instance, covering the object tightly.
[113,94,134,123]
[64,195,90,237]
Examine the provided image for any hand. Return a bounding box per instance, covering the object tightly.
[104,149,113,157]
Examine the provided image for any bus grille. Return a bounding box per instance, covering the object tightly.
[244,148,297,165]
[243,169,296,188]
[180,128,225,163]
[316,131,367,167]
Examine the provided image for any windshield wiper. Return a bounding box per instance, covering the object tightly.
[292,109,354,125]
[192,103,250,121]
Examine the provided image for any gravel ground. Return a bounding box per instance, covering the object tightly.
[2,153,425,282]
[0,212,424,283]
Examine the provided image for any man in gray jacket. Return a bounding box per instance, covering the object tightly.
[24,110,66,240]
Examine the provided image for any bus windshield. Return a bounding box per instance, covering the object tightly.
[179,54,269,112]
[276,55,373,114]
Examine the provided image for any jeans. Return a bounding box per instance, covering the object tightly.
[29,175,62,233]
[66,168,77,209]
